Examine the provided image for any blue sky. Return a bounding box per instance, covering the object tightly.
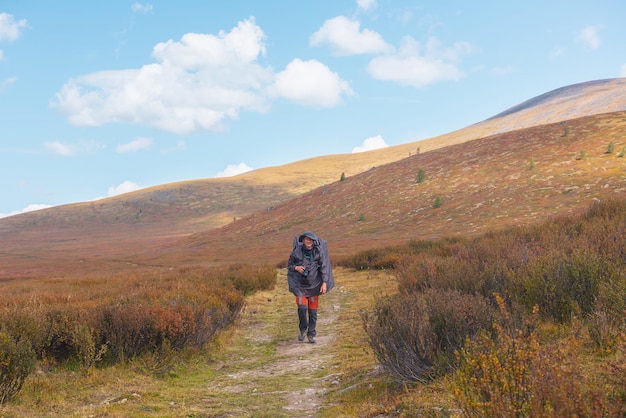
[1,1,625,218]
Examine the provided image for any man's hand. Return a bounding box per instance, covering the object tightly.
[320,282,327,294]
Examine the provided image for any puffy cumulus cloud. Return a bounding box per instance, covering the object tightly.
[577,25,601,49]
[108,180,144,197]
[44,140,105,156]
[52,18,273,135]
[214,162,254,177]
[367,36,471,88]
[269,58,353,107]
[310,16,393,56]
[116,137,153,153]
[352,134,389,153]
[52,17,352,135]
[0,203,52,219]
[0,13,27,42]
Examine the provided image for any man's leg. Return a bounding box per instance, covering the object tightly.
[297,296,308,341]
[307,296,319,343]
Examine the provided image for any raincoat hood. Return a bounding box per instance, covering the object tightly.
[298,231,319,243]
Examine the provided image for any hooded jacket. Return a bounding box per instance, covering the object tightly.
[287,231,335,297]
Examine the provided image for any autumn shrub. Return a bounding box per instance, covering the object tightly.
[215,263,277,295]
[0,332,35,405]
[0,306,46,358]
[605,335,626,414]
[588,279,626,350]
[338,246,402,270]
[362,293,435,383]
[359,197,626,401]
[70,321,106,372]
[41,307,82,361]
[93,285,246,363]
[363,288,495,383]
[0,264,274,371]
[453,296,607,417]
[518,250,620,323]
[337,238,466,271]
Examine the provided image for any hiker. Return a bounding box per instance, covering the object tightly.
[287,231,334,343]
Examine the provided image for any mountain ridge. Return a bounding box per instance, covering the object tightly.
[1,78,625,278]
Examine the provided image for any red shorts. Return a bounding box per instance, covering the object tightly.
[295,296,319,310]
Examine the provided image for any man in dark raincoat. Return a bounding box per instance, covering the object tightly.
[287,231,334,343]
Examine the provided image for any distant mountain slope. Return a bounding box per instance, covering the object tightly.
[483,78,626,133]
[0,79,625,278]
[156,110,626,268]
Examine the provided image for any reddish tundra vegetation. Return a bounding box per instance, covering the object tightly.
[0,79,625,415]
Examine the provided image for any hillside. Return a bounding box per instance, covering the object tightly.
[0,78,625,278]
[157,110,626,267]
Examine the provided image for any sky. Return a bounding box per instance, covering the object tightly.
[1,1,625,218]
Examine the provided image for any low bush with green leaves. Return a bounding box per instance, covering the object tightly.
[0,332,36,405]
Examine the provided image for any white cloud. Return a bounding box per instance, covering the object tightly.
[44,141,77,156]
[0,13,28,42]
[269,58,353,107]
[367,36,471,88]
[352,134,389,153]
[52,18,274,135]
[0,203,52,219]
[214,162,254,178]
[116,137,153,153]
[131,2,153,13]
[310,16,393,56]
[357,0,377,12]
[577,25,601,49]
[44,140,105,156]
[0,76,16,91]
[108,181,144,197]
[621,64,626,77]
[52,17,357,134]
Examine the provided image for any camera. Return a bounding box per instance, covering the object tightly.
[301,268,310,277]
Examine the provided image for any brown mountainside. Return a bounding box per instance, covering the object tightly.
[0,78,625,278]
[160,110,626,267]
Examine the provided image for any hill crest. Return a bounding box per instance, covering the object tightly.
[1,78,625,278]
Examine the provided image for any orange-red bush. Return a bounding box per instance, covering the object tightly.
[0,264,275,368]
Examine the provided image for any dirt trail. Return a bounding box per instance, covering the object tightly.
[205,268,350,417]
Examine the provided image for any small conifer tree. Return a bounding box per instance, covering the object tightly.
[416,169,426,183]
[606,141,615,154]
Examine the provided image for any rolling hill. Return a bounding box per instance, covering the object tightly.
[1,78,625,278]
